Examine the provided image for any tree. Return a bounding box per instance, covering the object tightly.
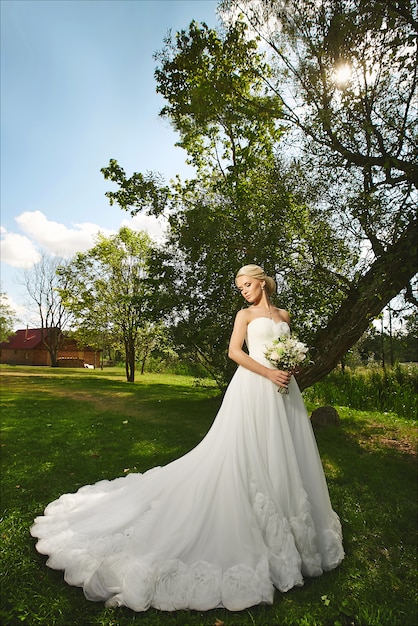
[218,0,417,387]
[135,322,175,375]
[220,0,417,184]
[22,253,74,367]
[103,21,357,388]
[0,291,18,342]
[103,3,417,389]
[154,19,283,176]
[60,227,154,382]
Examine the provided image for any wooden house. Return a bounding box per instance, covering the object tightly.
[0,328,101,368]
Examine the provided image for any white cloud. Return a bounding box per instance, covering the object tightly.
[1,210,168,272]
[122,212,167,240]
[1,292,27,323]
[0,230,41,268]
[15,210,113,257]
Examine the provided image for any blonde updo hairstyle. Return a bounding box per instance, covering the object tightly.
[235,264,276,296]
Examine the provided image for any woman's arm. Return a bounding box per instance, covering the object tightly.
[227,310,291,388]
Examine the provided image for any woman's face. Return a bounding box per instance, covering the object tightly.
[236,275,264,304]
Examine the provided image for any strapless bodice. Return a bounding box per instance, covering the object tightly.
[246,317,290,365]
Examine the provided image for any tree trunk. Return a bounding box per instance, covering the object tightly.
[140,350,148,375]
[50,349,59,367]
[296,218,418,391]
[44,327,62,367]
[124,338,136,382]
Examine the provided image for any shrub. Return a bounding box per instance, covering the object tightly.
[303,363,417,419]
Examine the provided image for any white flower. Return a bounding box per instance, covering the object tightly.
[264,335,310,371]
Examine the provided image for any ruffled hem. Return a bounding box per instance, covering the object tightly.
[31,481,343,612]
[98,558,274,612]
[250,487,344,591]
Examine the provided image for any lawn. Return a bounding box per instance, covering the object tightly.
[1,365,417,626]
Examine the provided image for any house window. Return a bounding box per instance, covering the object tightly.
[26,352,30,360]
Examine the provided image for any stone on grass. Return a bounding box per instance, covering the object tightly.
[310,405,340,427]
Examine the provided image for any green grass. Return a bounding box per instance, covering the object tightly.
[1,365,417,626]
[303,364,417,419]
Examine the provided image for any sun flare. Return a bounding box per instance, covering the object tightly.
[334,63,352,86]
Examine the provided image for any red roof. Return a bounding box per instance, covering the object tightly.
[0,328,49,350]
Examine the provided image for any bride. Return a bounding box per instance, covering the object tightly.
[31,264,344,612]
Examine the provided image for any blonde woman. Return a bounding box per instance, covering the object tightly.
[31,264,344,613]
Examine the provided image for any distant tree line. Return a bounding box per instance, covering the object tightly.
[352,313,418,368]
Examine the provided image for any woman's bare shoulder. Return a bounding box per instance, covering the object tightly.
[275,307,291,323]
[234,308,251,324]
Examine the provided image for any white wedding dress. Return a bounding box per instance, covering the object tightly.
[31,318,344,612]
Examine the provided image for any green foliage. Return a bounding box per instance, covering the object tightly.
[224,0,418,188]
[1,366,417,625]
[135,321,178,375]
[59,227,155,382]
[129,156,357,389]
[101,0,417,392]
[353,323,418,366]
[155,20,283,174]
[217,0,418,388]
[0,291,18,342]
[101,159,171,217]
[304,364,418,418]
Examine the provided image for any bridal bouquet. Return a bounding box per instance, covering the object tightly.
[264,335,309,394]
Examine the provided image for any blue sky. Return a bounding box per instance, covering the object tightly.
[1,0,219,324]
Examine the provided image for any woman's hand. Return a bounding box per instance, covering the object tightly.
[266,368,292,389]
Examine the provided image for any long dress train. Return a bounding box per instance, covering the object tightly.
[30,318,344,612]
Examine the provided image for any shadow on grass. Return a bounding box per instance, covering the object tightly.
[312,416,417,618]
[1,373,222,510]
[1,369,417,625]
